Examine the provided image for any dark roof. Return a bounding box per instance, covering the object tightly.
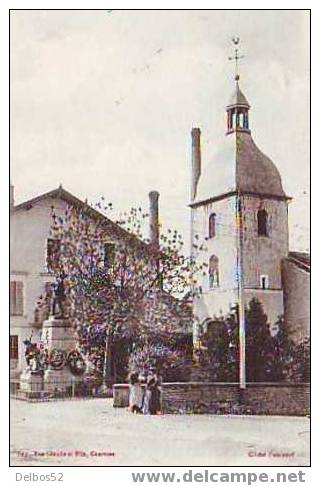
[236,131,287,198]
[288,251,310,272]
[194,131,289,205]
[227,82,250,109]
[12,185,149,252]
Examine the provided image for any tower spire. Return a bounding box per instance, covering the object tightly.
[226,37,250,135]
[228,36,244,82]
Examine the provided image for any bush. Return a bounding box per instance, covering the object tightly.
[128,343,192,382]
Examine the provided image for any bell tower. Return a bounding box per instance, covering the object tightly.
[190,39,290,386]
[226,81,250,134]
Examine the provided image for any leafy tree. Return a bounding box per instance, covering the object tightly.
[37,199,204,382]
[286,337,310,383]
[267,315,310,383]
[245,298,274,382]
[128,342,193,382]
[245,303,310,383]
[198,299,274,383]
[194,308,239,382]
[271,316,310,383]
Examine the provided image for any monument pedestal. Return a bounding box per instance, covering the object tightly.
[41,315,77,350]
[41,316,80,395]
[43,368,76,395]
[19,370,44,398]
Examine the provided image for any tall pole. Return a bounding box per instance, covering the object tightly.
[149,191,161,288]
[236,193,246,389]
[101,329,111,392]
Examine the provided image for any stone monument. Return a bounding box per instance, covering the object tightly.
[19,275,85,399]
[41,275,82,395]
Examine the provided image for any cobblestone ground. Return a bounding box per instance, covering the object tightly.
[10,398,310,466]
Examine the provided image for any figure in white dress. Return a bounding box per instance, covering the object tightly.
[128,372,143,413]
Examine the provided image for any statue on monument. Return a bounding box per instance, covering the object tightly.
[52,273,67,318]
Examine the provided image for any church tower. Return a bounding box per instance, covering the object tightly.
[190,42,290,355]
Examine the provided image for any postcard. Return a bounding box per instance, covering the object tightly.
[9,9,310,469]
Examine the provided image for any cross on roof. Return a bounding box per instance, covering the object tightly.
[228,37,244,81]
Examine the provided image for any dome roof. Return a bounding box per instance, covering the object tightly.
[227,82,250,109]
[194,131,287,204]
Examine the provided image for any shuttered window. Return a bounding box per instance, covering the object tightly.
[10,335,19,359]
[10,281,24,315]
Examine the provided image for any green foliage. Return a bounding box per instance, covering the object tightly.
[199,299,309,384]
[285,337,310,383]
[270,314,310,383]
[197,309,239,382]
[245,298,274,382]
[128,343,193,382]
[41,200,204,379]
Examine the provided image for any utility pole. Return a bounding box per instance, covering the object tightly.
[230,37,246,390]
[236,193,246,389]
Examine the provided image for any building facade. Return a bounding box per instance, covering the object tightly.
[10,186,129,375]
[10,185,192,379]
[190,79,309,344]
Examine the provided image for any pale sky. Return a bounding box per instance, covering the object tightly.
[10,10,310,251]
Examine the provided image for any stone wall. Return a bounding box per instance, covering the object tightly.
[282,258,310,343]
[161,382,310,416]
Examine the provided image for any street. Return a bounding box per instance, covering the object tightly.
[10,398,310,466]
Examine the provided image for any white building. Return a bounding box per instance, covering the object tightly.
[10,185,192,378]
[10,185,123,375]
[190,78,310,344]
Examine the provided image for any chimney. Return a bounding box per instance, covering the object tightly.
[191,127,201,201]
[10,182,14,210]
[149,190,160,248]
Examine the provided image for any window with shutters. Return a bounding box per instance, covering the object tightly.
[10,335,18,359]
[10,281,24,315]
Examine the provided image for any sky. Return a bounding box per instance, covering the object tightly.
[10,10,310,252]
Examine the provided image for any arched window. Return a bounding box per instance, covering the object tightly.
[209,255,219,288]
[232,112,237,128]
[257,209,268,236]
[209,213,216,238]
[260,275,269,289]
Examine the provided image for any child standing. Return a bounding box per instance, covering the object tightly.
[128,372,143,413]
[142,377,154,415]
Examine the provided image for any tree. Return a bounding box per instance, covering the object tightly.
[270,316,310,383]
[286,337,310,383]
[194,308,239,382]
[128,342,193,382]
[199,299,274,383]
[267,314,292,381]
[39,199,204,382]
[245,298,274,382]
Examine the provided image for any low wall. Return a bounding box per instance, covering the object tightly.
[244,383,310,416]
[161,382,239,414]
[113,383,146,408]
[113,384,130,407]
[113,382,310,416]
[161,382,310,416]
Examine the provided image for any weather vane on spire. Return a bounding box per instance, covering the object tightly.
[228,37,244,82]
